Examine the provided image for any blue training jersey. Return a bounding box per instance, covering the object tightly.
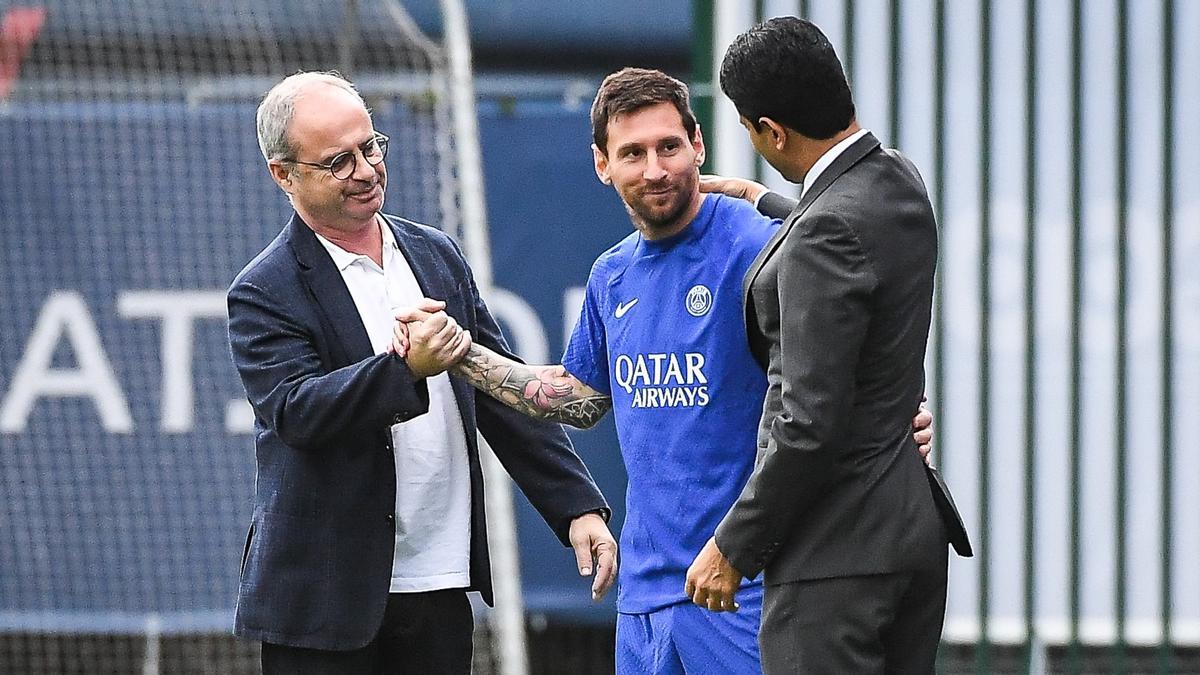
[563,194,781,613]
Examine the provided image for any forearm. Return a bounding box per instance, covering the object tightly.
[229,286,429,450]
[476,397,610,544]
[451,343,611,429]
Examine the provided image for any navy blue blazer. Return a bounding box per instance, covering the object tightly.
[227,212,608,650]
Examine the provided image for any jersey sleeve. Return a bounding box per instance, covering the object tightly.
[561,272,611,396]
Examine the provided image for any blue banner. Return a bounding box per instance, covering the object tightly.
[0,99,630,630]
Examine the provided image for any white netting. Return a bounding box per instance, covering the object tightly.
[0,1,483,671]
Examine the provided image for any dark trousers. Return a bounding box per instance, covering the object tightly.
[759,558,948,674]
[261,590,473,674]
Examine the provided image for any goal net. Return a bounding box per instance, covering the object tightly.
[0,0,507,672]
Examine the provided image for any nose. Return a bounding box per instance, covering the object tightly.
[350,147,379,182]
[643,152,667,182]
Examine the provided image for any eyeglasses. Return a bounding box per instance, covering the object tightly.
[287,133,389,180]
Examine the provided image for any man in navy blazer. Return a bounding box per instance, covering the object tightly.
[227,71,616,673]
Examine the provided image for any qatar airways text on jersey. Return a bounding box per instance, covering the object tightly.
[612,352,710,409]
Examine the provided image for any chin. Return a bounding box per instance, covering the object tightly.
[343,206,379,224]
[359,195,384,214]
[650,201,689,226]
[640,212,685,233]
[631,197,674,220]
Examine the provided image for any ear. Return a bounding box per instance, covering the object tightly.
[592,144,611,185]
[691,121,705,166]
[268,159,295,194]
[759,117,789,151]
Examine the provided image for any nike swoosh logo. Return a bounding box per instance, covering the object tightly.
[614,298,639,318]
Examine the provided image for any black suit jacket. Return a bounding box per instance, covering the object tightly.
[227,213,607,650]
[715,133,968,586]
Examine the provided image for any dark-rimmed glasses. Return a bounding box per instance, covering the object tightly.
[287,133,389,180]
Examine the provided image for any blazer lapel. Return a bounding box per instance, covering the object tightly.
[287,214,375,363]
[383,215,457,308]
[384,215,481,441]
[741,132,882,323]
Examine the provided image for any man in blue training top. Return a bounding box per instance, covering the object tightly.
[394,68,932,674]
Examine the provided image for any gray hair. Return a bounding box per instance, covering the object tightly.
[255,71,368,161]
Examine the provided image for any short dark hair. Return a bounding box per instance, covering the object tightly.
[719,17,855,140]
[591,67,698,154]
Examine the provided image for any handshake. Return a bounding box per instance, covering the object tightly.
[387,298,471,379]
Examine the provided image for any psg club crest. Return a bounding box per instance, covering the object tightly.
[685,284,713,317]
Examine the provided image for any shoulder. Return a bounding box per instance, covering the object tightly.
[841,146,929,200]
[586,230,639,286]
[229,226,294,294]
[881,147,925,182]
[381,212,472,277]
[382,213,459,252]
[707,194,780,252]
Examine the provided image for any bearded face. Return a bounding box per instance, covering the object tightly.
[595,102,706,239]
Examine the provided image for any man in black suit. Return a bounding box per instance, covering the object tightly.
[227,71,616,673]
[684,17,970,674]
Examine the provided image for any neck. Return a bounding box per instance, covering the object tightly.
[794,119,862,181]
[305,212,384,265]
[638,190,704,242]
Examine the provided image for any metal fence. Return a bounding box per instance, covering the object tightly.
[696,0,1199,672]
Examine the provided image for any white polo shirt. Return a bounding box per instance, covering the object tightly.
[314,217,472,593]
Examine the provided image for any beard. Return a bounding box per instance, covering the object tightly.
[624,171,698,234]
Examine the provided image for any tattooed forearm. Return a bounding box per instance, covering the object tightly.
[451,344,612,429]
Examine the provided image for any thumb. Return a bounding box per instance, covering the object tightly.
[394,306,432,322]
[416,297,445,312]
[571,533,593,577]
[394,298,445,322]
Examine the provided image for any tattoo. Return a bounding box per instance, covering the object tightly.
[452,344,612,428]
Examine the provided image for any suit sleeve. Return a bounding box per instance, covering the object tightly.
[446,241,610,546]
[227,279,430,451]
[757,191,799,220]
[714,212,877,579]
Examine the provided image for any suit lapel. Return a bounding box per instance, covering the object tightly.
[741,133,882,322]
[383,215,457,307]
[384,215,480,440]
[287,214,375,363]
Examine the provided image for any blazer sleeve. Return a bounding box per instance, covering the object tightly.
[448,242,610,546]
[227,278,430,451]
[757,191,799,220]
[714,211,877,578]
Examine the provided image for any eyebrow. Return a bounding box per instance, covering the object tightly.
[318,135,378,163]
[614,142,642,156]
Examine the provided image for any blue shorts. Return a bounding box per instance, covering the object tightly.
[616,584,762,674]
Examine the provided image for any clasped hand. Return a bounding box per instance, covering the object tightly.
[389,298,471,378]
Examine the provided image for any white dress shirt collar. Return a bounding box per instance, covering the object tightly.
[312,215,394,271]
[801,128,870,198]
